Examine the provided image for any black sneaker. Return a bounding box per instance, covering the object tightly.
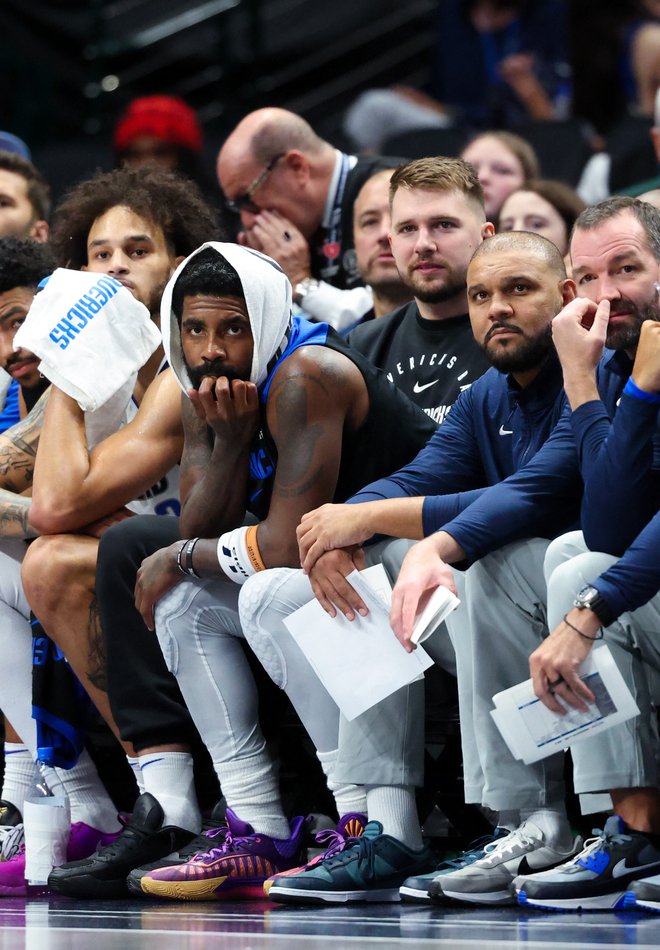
[126,800,228,898]
[47,793,196,899]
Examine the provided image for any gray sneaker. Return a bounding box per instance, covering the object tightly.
[429,820,582,905]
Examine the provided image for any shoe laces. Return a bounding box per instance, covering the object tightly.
[479,827,537,865]
[313,825,360,861]
[196,826,257,862]
[0,824,24,861]
[440,832,503,871]
[566,826,630,872]
[318,834,379,881]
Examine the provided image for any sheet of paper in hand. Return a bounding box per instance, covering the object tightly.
[284,564,459,720]
[490,645,640,764]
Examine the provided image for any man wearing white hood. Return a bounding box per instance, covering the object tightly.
[50,242,437,901]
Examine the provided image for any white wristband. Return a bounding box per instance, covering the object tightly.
[216,527,255,585]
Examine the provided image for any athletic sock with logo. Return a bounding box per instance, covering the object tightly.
[126,756,145,795]
[138,751,201,834]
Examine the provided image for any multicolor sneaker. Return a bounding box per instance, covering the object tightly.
[48,793,196,899]
[624,871,660,912]
[268,820,436,904]
[430,820,582,905]
[264,812,366,896]
[127,801,228,898]
[140,808,307,901]
[0,821,119,897]
[400,827,508,903]
[515,816,660,912]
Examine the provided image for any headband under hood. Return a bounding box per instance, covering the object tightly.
[161,241,292,394]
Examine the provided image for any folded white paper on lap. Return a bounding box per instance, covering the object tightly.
[490,645,640,764]
[14,268,161,411]
[284,564,438,721]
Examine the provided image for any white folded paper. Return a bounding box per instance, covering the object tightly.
[490,645,640,765]
[283,564,459,721]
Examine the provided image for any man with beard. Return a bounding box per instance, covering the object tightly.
[345,168,412,329]
[383,196,660,906]
[236,230,581,905]
[45,243,436,900]
[348,157,492,422]
[0,238,54,413]
[0,167,219,895]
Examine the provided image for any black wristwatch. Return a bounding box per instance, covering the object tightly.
[573,584,615,628]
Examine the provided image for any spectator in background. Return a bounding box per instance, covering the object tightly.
[114,95,203,178]
[461,130,539,219]
[217,107,398,332]
[343,0,571,153]
[621,0,660,117]
[0,152,49,244]
[498,179,586,257]
[0,150,51,432]
[434,0,571,129]
[344,168,412,331]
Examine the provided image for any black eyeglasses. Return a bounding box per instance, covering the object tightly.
[225,153,286,215]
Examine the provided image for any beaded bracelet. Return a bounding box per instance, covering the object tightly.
[563,613,604,641]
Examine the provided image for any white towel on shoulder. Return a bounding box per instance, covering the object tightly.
[14,268,161,412]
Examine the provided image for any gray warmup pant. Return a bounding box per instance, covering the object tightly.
[239,538,456,788]
[446,534,660,813]
[154,575,266,769]
[445,538,563,811]
[545,532,660,795]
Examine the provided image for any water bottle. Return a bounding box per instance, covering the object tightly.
[23,761,70,888]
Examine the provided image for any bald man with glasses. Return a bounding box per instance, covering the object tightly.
[217,108,399,332]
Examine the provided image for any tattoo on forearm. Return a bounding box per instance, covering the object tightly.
[277,465,324,497]
[0,390,48,490]
[0,497,35,538]
[87,597,108,692]
[272,377,326,494]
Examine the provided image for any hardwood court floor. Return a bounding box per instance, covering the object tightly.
[0,896,658,949]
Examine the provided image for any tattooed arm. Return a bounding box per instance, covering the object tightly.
[0,387,49,493]
[30,370,183,534]
[256,347,366,567]
[0,490,37,539]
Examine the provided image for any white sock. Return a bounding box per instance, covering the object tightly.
[497,809,520,832]
[2,744,37,816]
[138,751,201,833]
[519,803,572,849]
[316,749,367,819]
[54,749,121,833]
[126,756,145,796]
[216,747,289,840]
[365,785,423,851]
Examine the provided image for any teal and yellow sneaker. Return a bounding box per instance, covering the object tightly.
[268,820,436,904]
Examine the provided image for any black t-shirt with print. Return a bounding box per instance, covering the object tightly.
[348,301,491,424]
